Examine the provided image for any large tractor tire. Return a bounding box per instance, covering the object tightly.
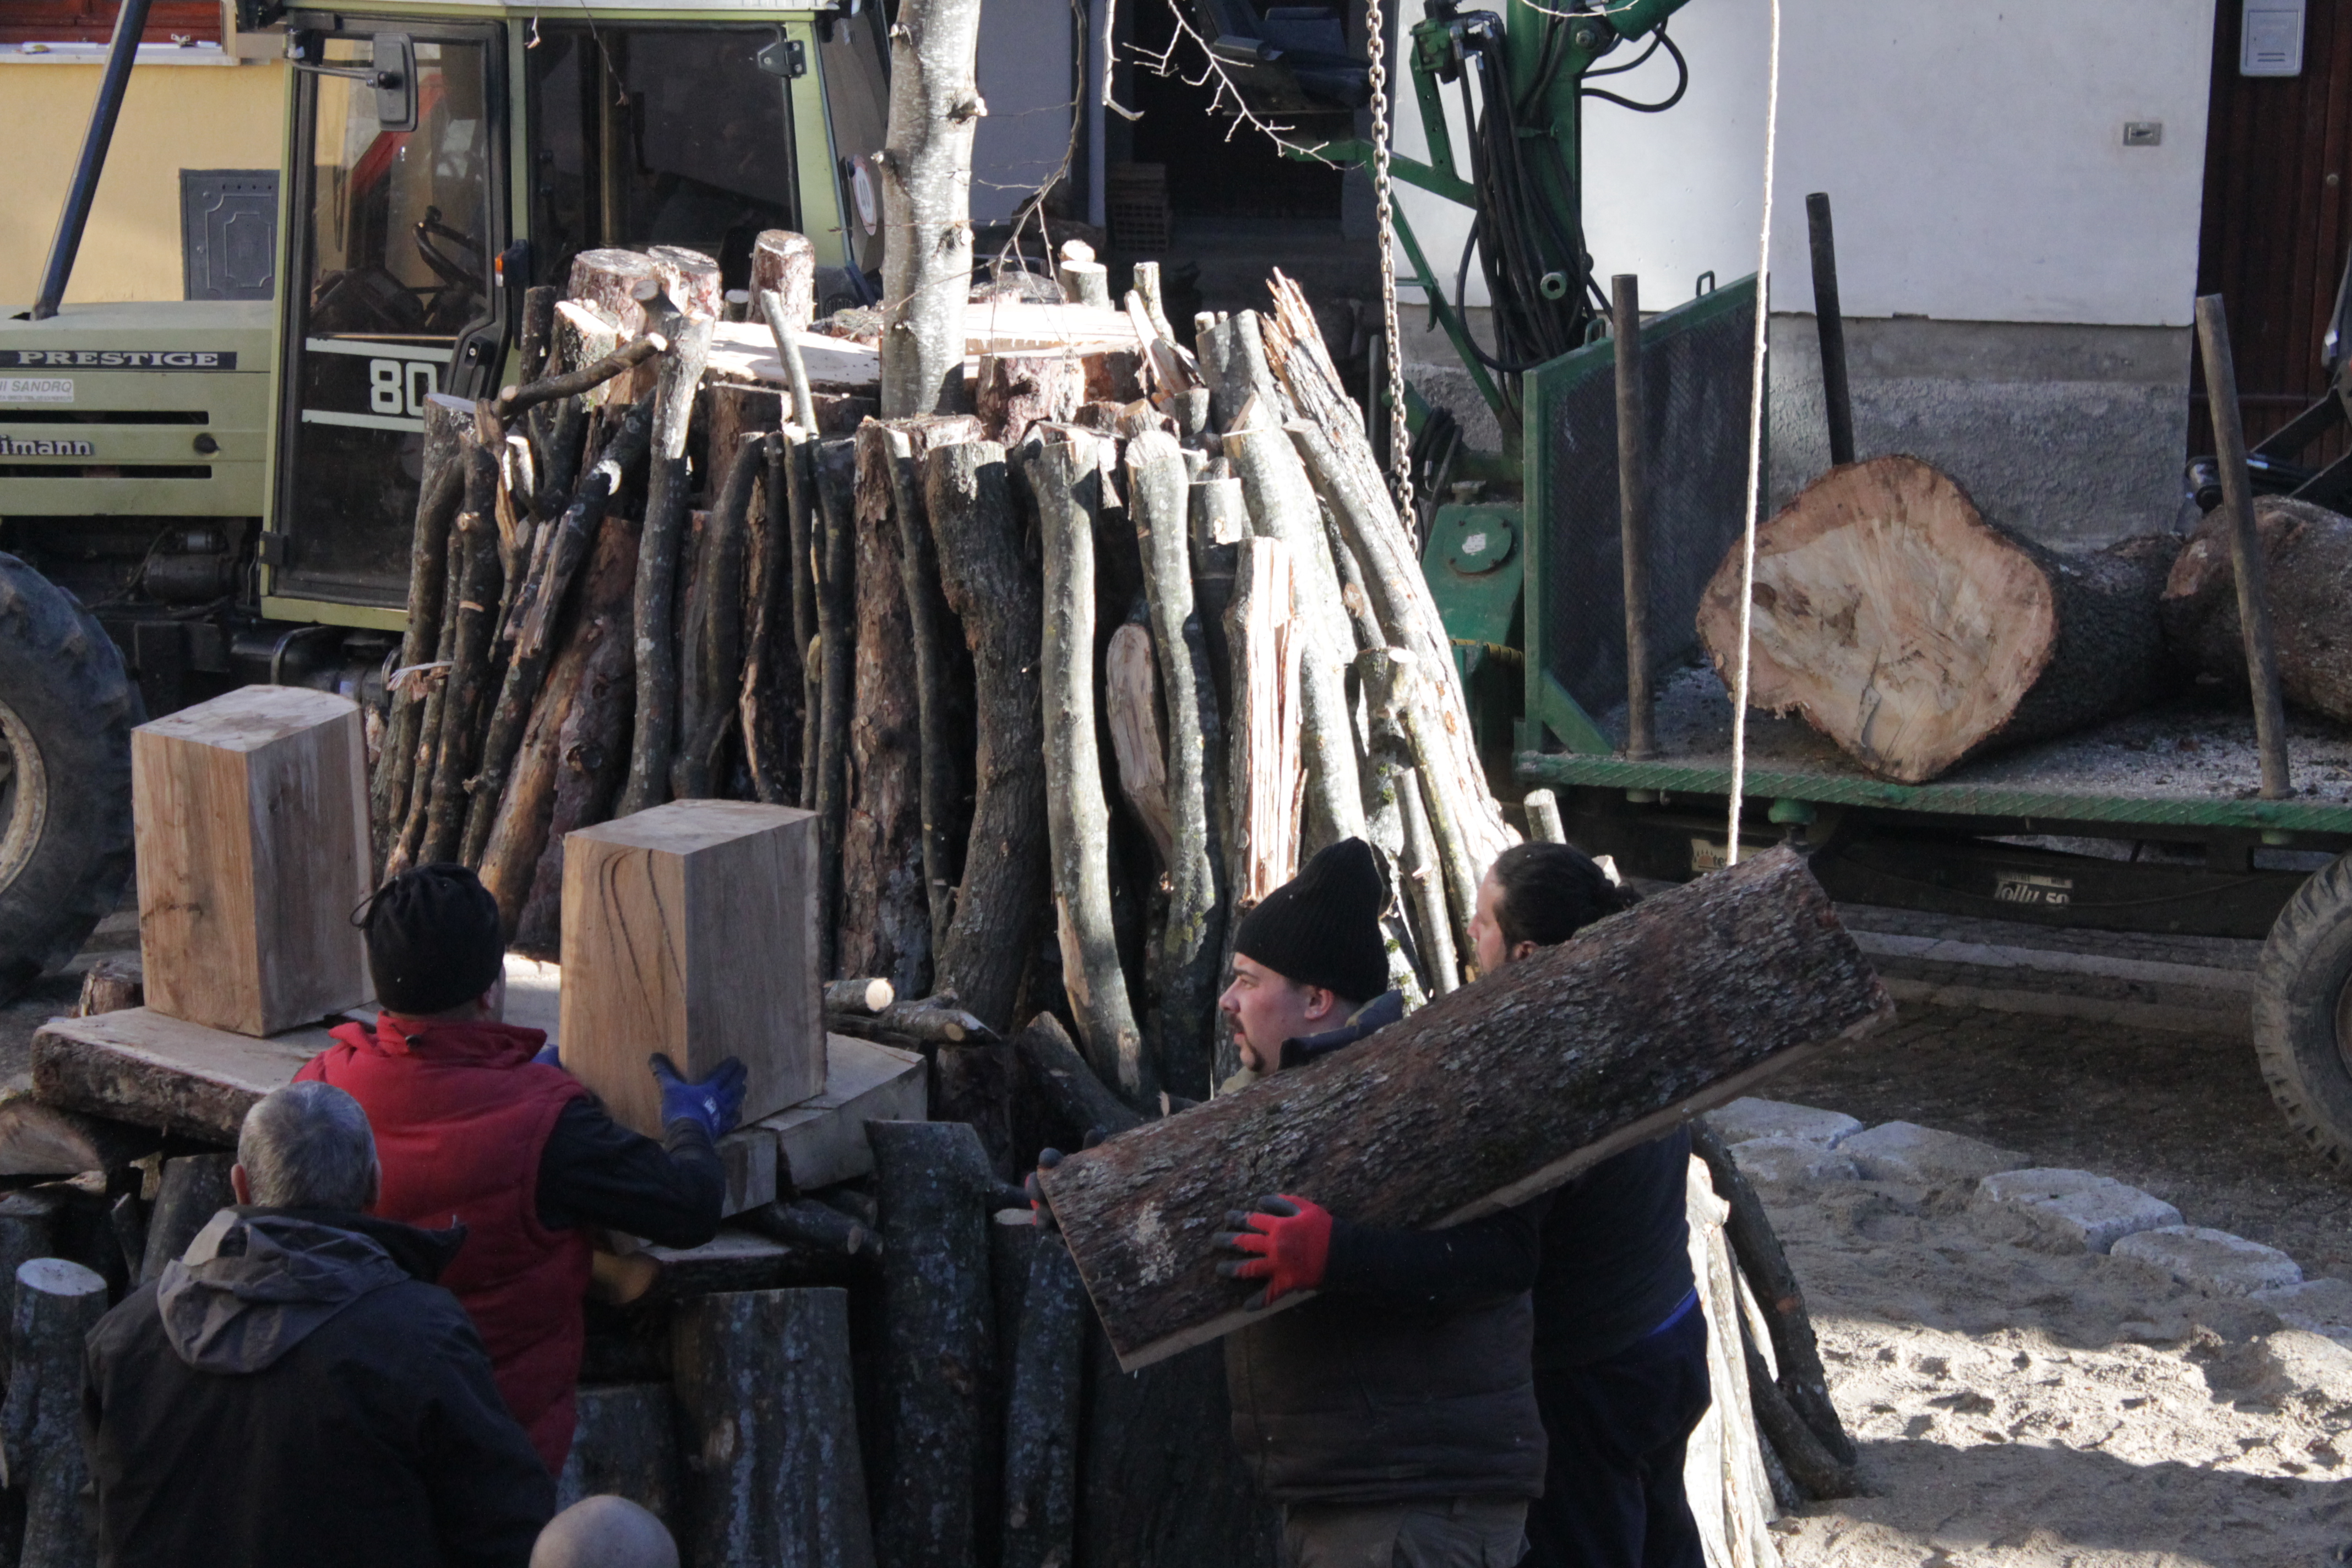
[2253,850,2352,1173]
[0,554,139,1004]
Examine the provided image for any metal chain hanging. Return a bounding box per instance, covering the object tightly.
[1365,0,1415,521]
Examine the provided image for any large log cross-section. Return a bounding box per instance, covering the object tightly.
[1036,846,1891,1369]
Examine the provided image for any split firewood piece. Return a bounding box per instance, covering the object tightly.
[1196,310,1290,435]
[809,438,860,973]
[673,432,767,800]
[926,441,1050,1033]
[2163,494,2352,725]
[1288,417,1515,875]
[1128,429,1226,1096]
[138,1152,233,1284]
[498,516,641,950]
[671,1287,876,1568]
[420,438,505,865]
[1104,623,1175,867]
[975,352,1085,448]
[1264,270,1389,513]
[1124,293,1191,393]
[1696,454,2179,785]
[4,1257,107,1566]
[1684,1157,1790,1548]
[1354,647,1437,1003]
[1056,241,1112,311]
[1036,846,1892,1368]
[1033,436,1152,1104]
[463,401,653,865]
[373,398,470,857]
[1221,426,1365,851]
[1001,1234,1086,1568]
[1222,535,1304,911]
[1131,260,1180,346]
[553,300,628,411]
[741,435,801,806]
[873,1121,997,1568]
[616,295,714,818]
[750,230,817,335]
[1188,471,1246,726]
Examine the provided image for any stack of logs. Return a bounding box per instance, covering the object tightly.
[369,234,1516,1104]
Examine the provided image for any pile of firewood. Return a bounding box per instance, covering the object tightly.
[367,234,1516,1104]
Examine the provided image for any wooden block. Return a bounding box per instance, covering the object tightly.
[557,1383,681,1531]
[559,801,824,1138]
[31,1007,333,1144]
[715,1127,780,1219]
[636,1227,851,1302]
[132,685,370,1037]
[762,1035,927,1192]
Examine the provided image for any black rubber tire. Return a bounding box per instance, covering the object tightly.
[2253,849,2352,1173]
[0,554,138,1004]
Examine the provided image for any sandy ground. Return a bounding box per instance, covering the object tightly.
[1759,1006,2352,1568]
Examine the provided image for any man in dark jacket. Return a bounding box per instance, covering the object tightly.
[1211,839,1545,1568]
[84,1080,553,1568]
[300,863,744,1472]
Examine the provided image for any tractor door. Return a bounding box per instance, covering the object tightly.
[268,20,508,612]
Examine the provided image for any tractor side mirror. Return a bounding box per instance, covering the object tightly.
[372,34,416,132]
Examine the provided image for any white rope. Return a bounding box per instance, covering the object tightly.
[1366,0,1413,519]
[1723,0,1782,869]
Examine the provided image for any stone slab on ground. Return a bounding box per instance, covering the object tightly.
[2111,1225,2303,1297]
[1973,1167,2183,1254]
[1706,1097,1863,1148]
[2251,1277,2352,1339]
[1841,1120,2027,1186]
[1729,1136,1860,1186]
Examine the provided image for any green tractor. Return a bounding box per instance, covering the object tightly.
[0,0,894,997]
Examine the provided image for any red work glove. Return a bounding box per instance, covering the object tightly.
[1215,1195,1333,1309]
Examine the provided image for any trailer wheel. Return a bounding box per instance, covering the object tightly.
[0,555,138,1004]
[2253,850,2352,1172]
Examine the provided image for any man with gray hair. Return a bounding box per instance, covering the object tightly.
[83,1081,554,1568]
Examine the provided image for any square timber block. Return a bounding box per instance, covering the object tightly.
[132,685,371,1037]
[560,801,824,1137]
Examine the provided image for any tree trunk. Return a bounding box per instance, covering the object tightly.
[137,1151,235,1283]
[2163,494,2352,723]
[976,353,1085,448]
[567,248,656,340]
[618,306,715,817]
[878,0,983,418]
[674,431,766,799]
[1010,1011,1144,1148]
[1127,430,1224,1100]
[420,438,505,865]
[1221,427,1363,851]
[926,442,1050,1034]
[671,1288,876,1568]
[1035,846,1892,1368]
[0,1087,153,1180]
[872,1120,997,1568]
[1076,1333,1280,1568]
[741,435,801,805]
[1000,1234,1085,1568]
[812,437,860,975]
[554,1382,681,1530]
[464,401,653,863]
[1697,455,2180,785]
[1032,438,1151,1105]
[373,399,469,856]
[935,1042,1016,1180]
[3,1258,106,1568]
[510,519,643,954]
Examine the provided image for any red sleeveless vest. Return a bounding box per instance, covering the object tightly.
[300,1016,590,1474]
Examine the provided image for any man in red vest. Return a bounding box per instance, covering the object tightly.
[301,862,744,1474]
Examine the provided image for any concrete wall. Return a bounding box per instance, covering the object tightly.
[1394,0,2218,547]
[1,52,287,307]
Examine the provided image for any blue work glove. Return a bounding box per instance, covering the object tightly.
[532,1042,564,1070]
[650,1054,747,1141]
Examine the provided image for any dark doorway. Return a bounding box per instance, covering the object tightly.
[1125,0,1348,220]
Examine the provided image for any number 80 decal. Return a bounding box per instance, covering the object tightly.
[368,358,439,417]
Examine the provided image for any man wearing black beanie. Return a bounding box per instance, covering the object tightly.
[297,863,745,1476]
[1208,839,1546,1568]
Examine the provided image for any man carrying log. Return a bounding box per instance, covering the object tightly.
[298,864,745,1473]
[1467,845,1709,1568]
[1208,840,1548,1568]
[84,1081,554,1567]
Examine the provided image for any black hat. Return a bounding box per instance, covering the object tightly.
[356,863,504,1017]
[1233,838,1389,1003]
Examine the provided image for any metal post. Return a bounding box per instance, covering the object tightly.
[2195,293,2293,800]
[31,0,156,320]
[1805,192,1855,467]
[1613,273,1656,761]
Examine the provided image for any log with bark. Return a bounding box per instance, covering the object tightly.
[1001,1233,1086,1568]
[740,435,801,805]
[2163,494,2352,725]
[674,431,766,799]
[1697,455,2180,784]
[1033,437,1151,1104]
[483,515,641,944]
[1035,846,1891,1367]
[1104,622,1175,866]
[0,1080,155,1179]
[1077,1333,1279,1568]
[1010,1012,1145,1147]
[1222,535,1304,912]
[671,1286,876,1568]
[878,0,983,418]
[872,1120,997,1568]
[74,956,141,1019]
[418,438,504,865]
[617,301,714,817]
[138,1151,233,1284]
[811,437,859,974]
[976,353,1085,448]
[926,441,1050,1033]
[935,1041,1016,1179]
[3,1257,106,1568]
[373,399,469,855]
[752,230,817,334]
